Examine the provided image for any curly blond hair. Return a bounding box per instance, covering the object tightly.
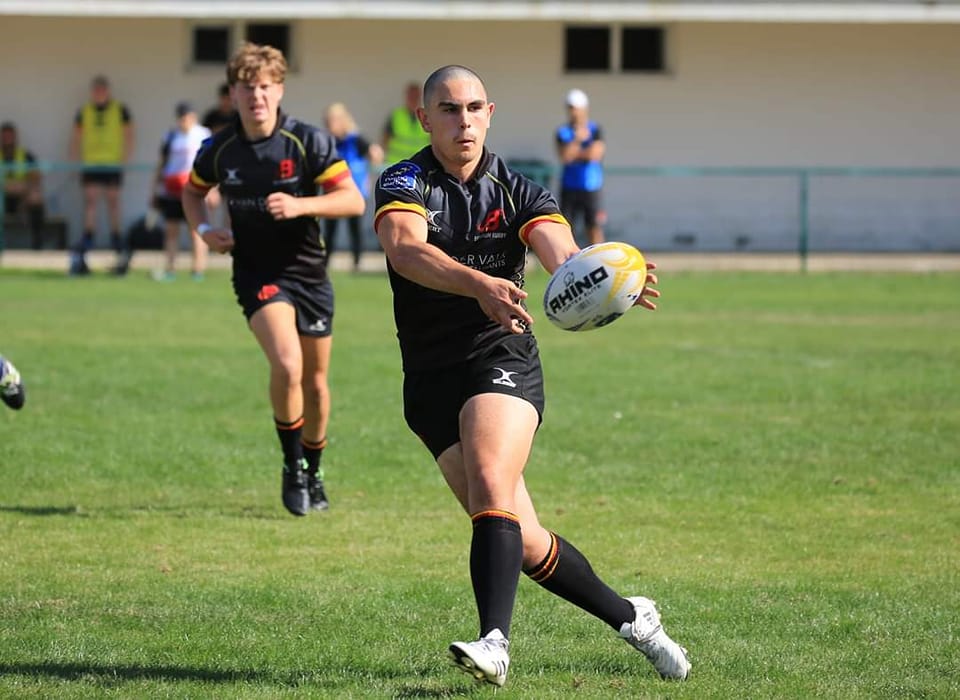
[226,43,287,85]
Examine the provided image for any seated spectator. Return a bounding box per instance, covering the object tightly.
[1,121,45,249]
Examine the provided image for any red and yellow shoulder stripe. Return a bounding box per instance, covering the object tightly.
[373,201,427,231]
[519,213,569,245]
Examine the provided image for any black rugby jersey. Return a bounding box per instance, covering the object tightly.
[189,113,350,283]
[374,147,567,371]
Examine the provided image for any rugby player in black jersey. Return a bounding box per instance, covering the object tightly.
[182,44,365,516]
[374,65,690,687]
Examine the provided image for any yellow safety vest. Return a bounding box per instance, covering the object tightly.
[4,146,30,181]
[385,107,430,165]
[81,100,125,165]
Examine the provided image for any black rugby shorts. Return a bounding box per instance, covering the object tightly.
[233,273,334,337]
[402,332,545,459]
[81,168,124,187]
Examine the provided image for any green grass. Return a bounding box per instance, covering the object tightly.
[1,265,958,699]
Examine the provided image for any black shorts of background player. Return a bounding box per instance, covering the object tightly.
[559,188,605,243]
[374,65,687,688]
[182,43,364,516]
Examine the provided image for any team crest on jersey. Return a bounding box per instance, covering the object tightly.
[477,208,504,233]
[380,162,420,192]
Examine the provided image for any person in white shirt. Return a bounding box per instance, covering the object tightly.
[151,102,212,280]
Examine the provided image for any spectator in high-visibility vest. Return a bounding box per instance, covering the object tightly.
[68,75,134,275]
[1,121,45,249]
[380,82,430,167]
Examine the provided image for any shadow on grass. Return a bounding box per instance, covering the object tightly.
[0,503,288,521]
[0,268,74,280]
[392,682,476,699]
[0,504,87,517]
[0,662,474,696]
[0,661,264,683]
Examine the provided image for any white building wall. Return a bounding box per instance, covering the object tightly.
[2,16,958,250]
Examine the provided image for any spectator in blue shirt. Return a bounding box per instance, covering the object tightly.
[555,89,606,246]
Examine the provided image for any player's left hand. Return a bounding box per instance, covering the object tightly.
[266,192,302,221]
[633,261,660,311]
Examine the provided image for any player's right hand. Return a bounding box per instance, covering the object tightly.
[201,228,234,254]
[475,277,533,334]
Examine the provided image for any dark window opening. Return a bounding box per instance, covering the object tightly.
[192,26,230,64]
[565,26,610,72]
[246,23,290,56]
[621,26,665,72]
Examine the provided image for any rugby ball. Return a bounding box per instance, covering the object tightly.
[543,242,647,331]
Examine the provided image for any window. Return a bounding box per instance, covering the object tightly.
[188,21,296,70]
[246,23,291,57]
[564,24,668,74]
[621,27,665,72]
[192,26,231,65]
[564,26,610,72]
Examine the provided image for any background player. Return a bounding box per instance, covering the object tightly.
[374,65,688,688]
[182,43,365,515]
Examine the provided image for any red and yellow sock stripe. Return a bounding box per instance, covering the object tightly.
[525,531,560,583]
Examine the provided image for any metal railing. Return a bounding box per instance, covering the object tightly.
[5,161,960,271]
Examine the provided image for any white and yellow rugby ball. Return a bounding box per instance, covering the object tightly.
[543,242,648,331]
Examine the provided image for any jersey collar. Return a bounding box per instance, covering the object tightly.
[425,146,494,185]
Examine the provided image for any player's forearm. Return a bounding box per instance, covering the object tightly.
[181,187,208,231]
[528,222,580,274]
[299,189,365,218]
[388,239,487,299]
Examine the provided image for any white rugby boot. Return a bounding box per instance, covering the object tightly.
[448,628,510,687]
[619,596,691,680]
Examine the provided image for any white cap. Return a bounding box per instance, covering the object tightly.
[565,88,589,109]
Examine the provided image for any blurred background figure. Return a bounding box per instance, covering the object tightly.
[381,81,430,167]
[1,121,46,250]
[68,75,134,274]
[124,101,210,280]
[200,82,233,228]
[202,82,235,134]
[555,88,606,247]
[324,102,383,272]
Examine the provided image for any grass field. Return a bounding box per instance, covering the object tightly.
[0,264,958,699]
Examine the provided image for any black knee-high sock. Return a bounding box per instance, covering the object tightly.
[301,436,327,475]
[274,416,304,466]
[524,532,635,631]
[470,510,523,639]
